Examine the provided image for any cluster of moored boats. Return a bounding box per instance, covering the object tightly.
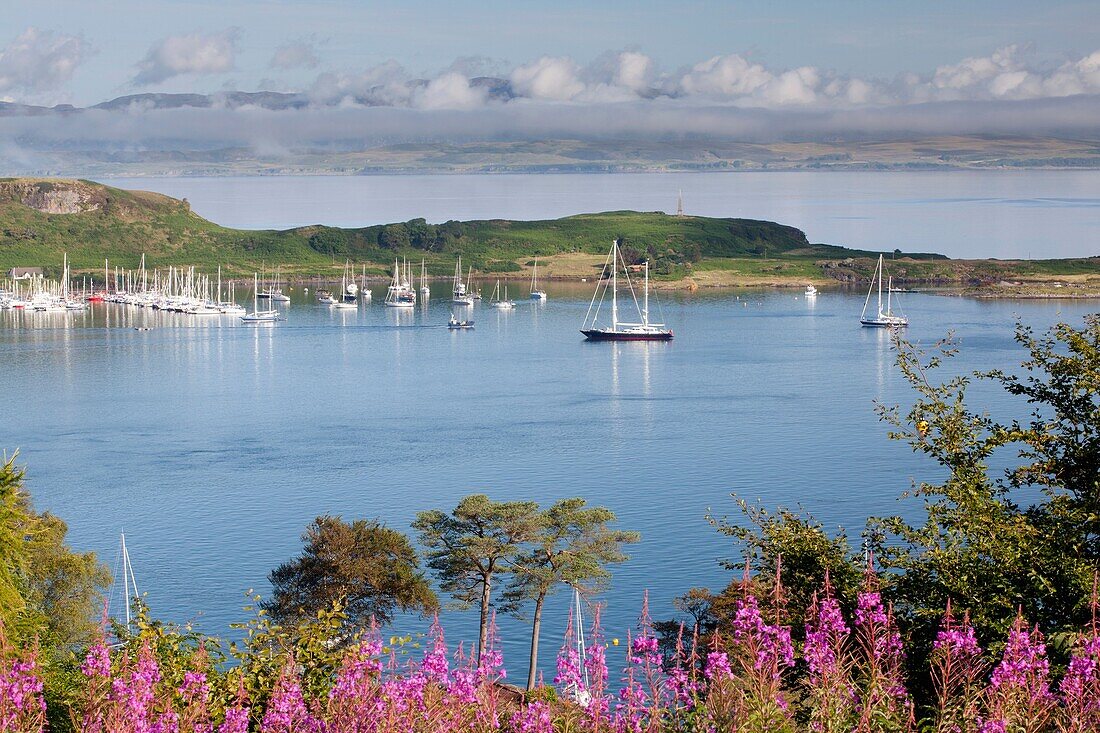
[1,245,910,336]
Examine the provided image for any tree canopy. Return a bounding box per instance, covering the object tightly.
[0,453,110,650]
[502,497,639,689]
[413,494,541,661]
[264,515,438,634]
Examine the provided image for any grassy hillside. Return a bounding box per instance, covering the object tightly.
[1,178,1097,291]
[0,178,912,275]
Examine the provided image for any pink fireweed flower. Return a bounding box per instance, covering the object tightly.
[1060,632,1100,732]
[804,586,857,733]
[447,665,479,704]
[981,617,1055,732]
[929,606,984,733]
[81,639,112,679]
[853,566,911,730]
[704,650,732,681]
[217,706,250,733]
[509,701,554,733]
[0,650,46,733]
[988,622,1052,694]
[420,616,450,685]
[555,611,586,698]
[106,640,161,733]
[261,658,321,733]
[934,621,981,660]
[665,625,698,709]
[804,593,850,684]
[478,612,507,683]
[330,637,383,702]
[178,670,209,702]
[584,606,610,719]
[730,594,795,673]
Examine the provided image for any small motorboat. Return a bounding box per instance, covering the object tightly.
[448,314,474,330]
[805,284,818,297]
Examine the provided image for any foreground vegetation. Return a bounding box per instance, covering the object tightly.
[3,178,1098,292]
[1,310,1099,729]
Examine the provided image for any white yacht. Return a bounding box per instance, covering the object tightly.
[860,254,908,328]
[488,280,515,309]
[241,274,282,323]
[384,259,416,308]
[530,257,547,300]
[452,257,473,305]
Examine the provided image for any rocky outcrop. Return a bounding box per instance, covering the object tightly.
[0,180,104,214]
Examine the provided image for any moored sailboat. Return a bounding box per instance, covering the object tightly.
[451,257,473,305]
[529,257,547,300]
[581,239,673,341]
[241,273,282,322]
[488,280,515,309]
[860,254,908,328]
[384,258,416,307]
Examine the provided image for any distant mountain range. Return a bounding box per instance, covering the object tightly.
[2,87,1100,176]
[0,79,517,117]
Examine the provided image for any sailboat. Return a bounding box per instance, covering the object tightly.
[467,266,481,300]
[489,280,515,309]
[241,273,282,322]
[110,532,141,634]
[451,257,473,305]
[561,587,592,706]
[341,260,359,303]
[266,267,291,302]
[860,254,908,328]
[333,261,358,309]
[384,258,416,307]
[529,257,547,300]
[419,259,431,298]
[581,239,673,341]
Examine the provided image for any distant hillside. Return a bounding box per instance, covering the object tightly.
[0,178,934,276]
[4,178,1097,291]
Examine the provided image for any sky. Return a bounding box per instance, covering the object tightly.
[2,0,1100,159]
[3,0,1100,106]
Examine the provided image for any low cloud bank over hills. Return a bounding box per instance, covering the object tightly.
[2,41,1100,175]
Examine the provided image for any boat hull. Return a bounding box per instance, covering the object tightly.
[860,319,908,328]
[581,329,673,342]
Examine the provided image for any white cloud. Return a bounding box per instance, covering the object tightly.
[307,60,410,106]
[0,27,89,95]
[679,54,772,98]
[412,72,488,110]
[133,29,239,86]
[612,51,655,93]
[270,42,319,71]
[510,56,586,101]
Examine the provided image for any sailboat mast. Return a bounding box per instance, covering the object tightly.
[877,255,883,314]
[887,276,893,314]
[611,240,619,330]
[121,533,131,628]
[643,261,650,327]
